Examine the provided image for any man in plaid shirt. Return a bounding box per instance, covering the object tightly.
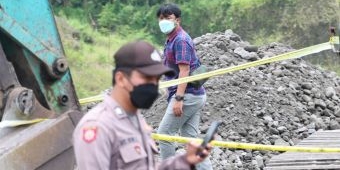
[156,3,213,170]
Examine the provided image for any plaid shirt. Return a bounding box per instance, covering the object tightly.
[163,26,205,101]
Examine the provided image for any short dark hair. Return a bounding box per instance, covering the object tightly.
[112,68,132,85]
[156,3,181,18]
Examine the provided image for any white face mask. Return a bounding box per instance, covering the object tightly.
[159,20,176,34]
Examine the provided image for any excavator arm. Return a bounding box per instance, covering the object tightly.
[0,0,82,169]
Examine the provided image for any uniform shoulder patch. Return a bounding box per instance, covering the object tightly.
[82,126,97,143]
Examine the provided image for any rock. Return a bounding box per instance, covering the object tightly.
[255,155,264,169]
[200,124,210,133]
[334,109,340,117]
[315,120,327,130]
[277,126,287,133]
[277,86,286,92]
[325,87,336,98]
[289,81,299,90]
[262,51,275,58]
[314,99,327,109]
[244,45,258,52]
[242,152,253,161]
[229,135,241,141]
[216,42,229,52]
[308,129,316,134]
[238,128,248,137]
[212,147,224,157]
[269,127,279,135]
[234,47,251,59]
[230,35,241,42]
[329,120,340,130]
[274,138,290,146]
[248,52,259,61]
[228,40,239,50]
[272,69,283,77]
[251,160,259,169]
[263,115,273,125]
[303,89,312,95]
[296,127,308,133]
[307,123,316,129]
[220,160,232,169]
[326,101,336,111]
[302,95,312,102]
[272,121,279,127]
[224,29,234,35]
[221,132,228,138]
[301,82,313,90]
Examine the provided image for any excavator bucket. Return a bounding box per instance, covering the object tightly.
[0,0,82,169]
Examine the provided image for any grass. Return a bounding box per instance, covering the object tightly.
[56,15,154,98]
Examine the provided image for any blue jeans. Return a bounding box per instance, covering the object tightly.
[157,93,213,170]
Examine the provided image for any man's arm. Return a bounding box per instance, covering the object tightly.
[73,122,112,170]
[173,39,193,116]
[176,64,190,95]
[173,63,190,116]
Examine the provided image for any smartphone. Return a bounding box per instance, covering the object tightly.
[197,121,221,158]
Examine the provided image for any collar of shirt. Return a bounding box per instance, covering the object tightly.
[103,94,140,119]
[167,26,183,42]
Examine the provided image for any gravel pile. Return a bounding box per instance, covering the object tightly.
[145,30,340,169]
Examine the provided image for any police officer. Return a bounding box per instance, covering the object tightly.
[73,40,211,170]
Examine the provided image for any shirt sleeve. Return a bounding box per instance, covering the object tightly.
[174,39,193,65]
[157,153,193,170]
[73,121,113,170]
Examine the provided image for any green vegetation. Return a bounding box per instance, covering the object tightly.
[55,8,154,98]
[52,0,340,98]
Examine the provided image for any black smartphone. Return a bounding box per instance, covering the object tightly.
[197,121,221,157]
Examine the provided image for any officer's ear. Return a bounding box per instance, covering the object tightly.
[114,71,126,88]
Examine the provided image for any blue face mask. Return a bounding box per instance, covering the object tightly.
[159,20,176,34]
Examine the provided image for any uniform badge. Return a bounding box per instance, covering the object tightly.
[82,126,97,143]
[134,144,141,155]
[115,107,123,115]
[151,50,161,62]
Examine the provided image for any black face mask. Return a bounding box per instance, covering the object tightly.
[130,83,159,109]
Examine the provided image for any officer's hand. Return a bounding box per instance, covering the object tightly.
[185,141,212,165]
[173,101,183,117]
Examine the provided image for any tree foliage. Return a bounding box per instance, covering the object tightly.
[52,0,340,47]
[51,0,340,97]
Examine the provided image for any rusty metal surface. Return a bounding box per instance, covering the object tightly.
[0,114,76,169]
[0,0,81,114]
[0,1,83,169]
[0,33,50,109]
[37,148,75,170]
[2,87,55,121]
[0,40,20,91]
[0,31,80,116]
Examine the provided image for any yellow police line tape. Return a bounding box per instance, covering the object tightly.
[159,42,331,89]
[79,41,333,105]
[2,118,339,153]
[151,133,340,153]
[0,118,46,128]
[79,94,104,105]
